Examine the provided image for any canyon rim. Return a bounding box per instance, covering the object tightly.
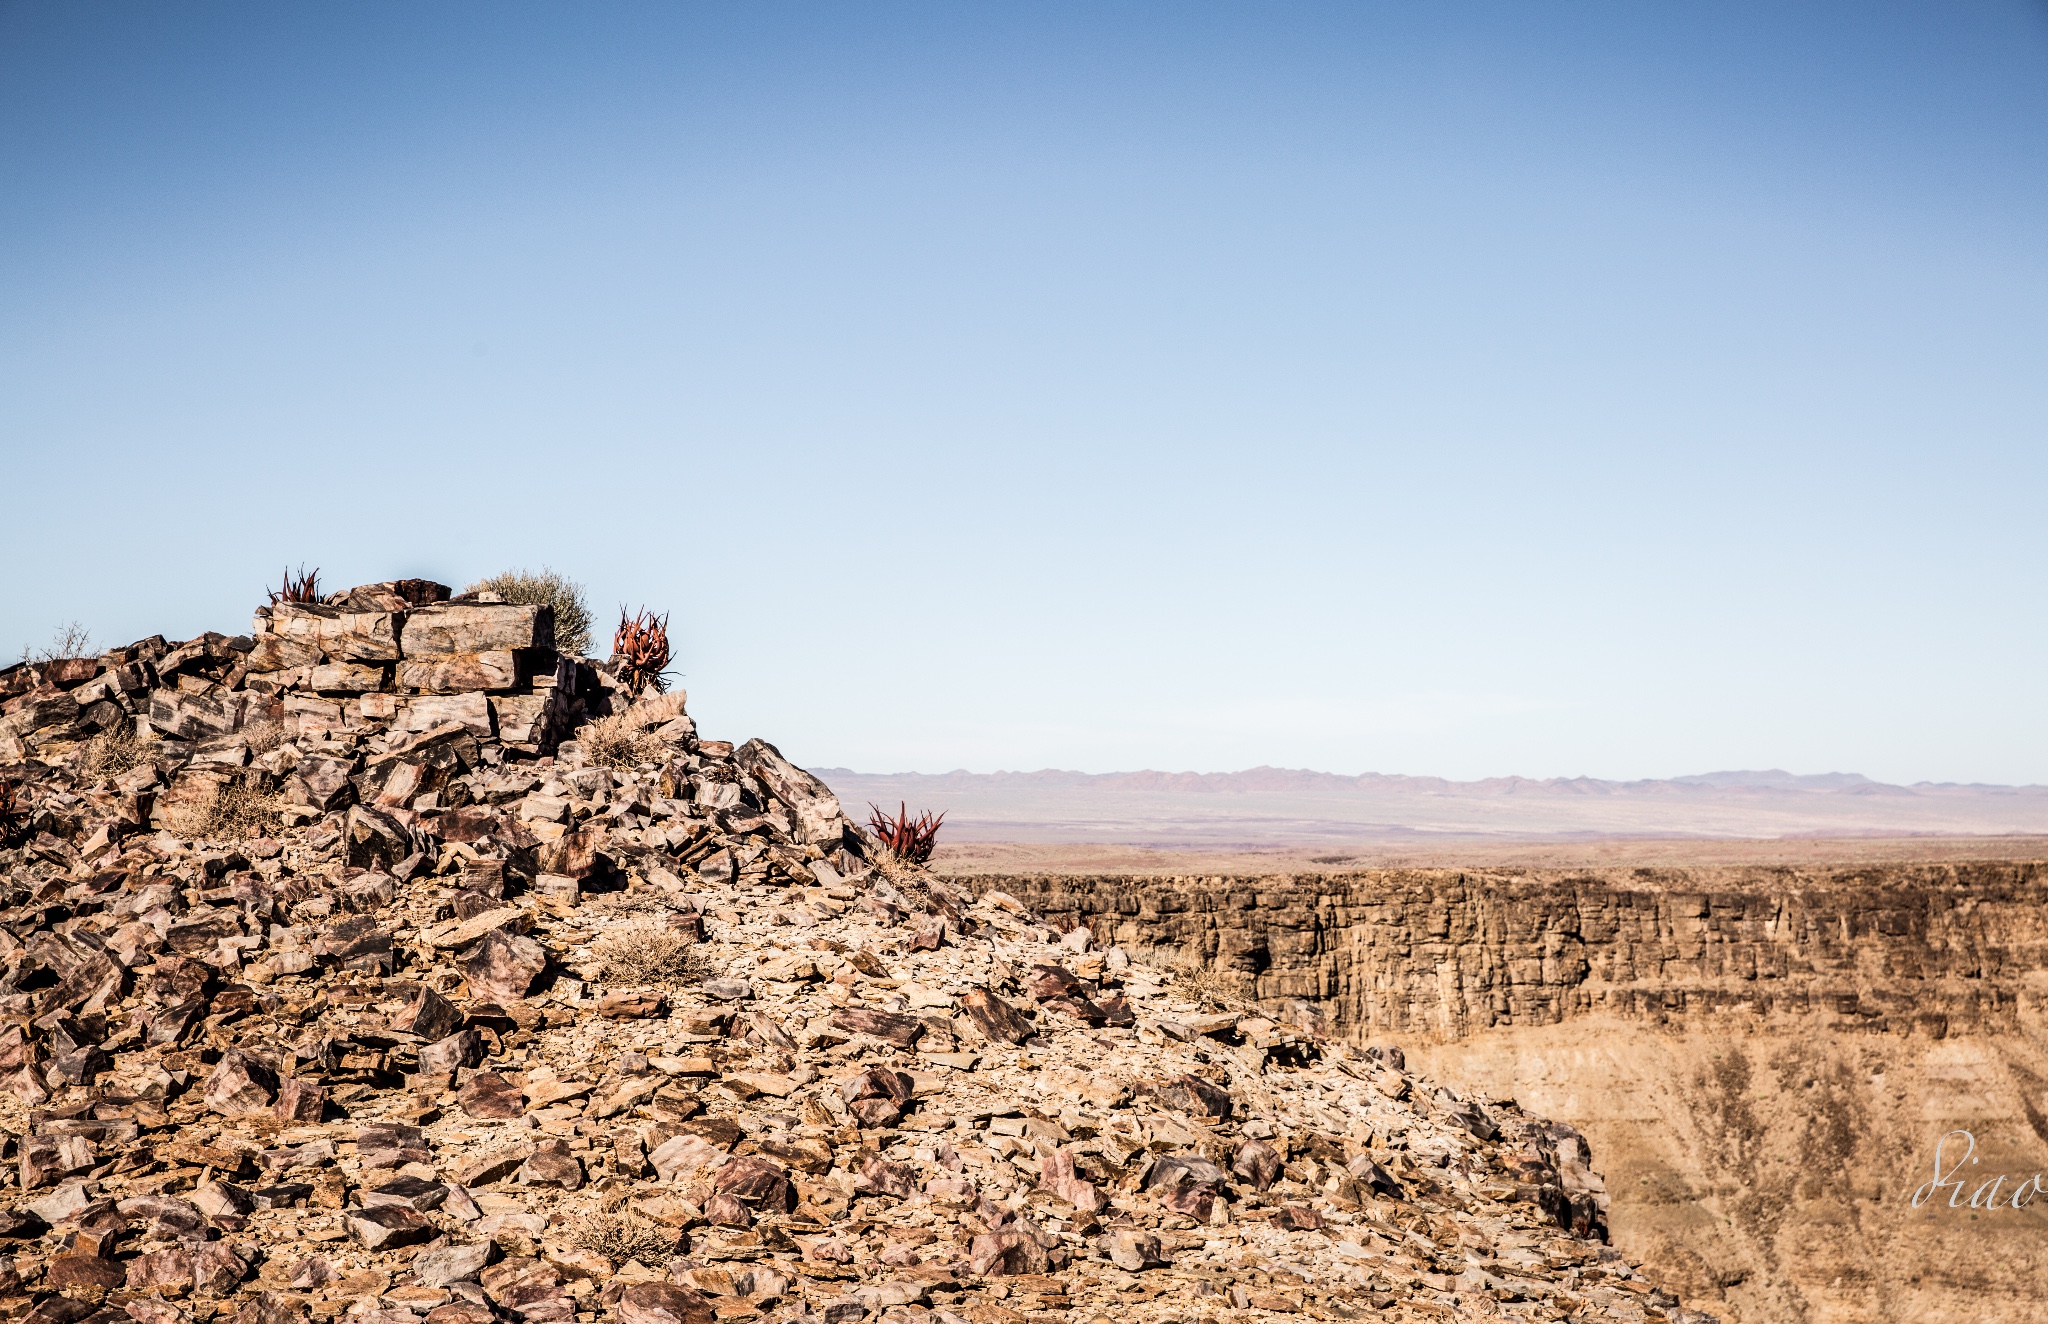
[972,859,2048,1323]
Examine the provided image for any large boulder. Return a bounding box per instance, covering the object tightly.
[734,739,850,846]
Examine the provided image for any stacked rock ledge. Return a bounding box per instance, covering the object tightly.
[0,580,1712,1324]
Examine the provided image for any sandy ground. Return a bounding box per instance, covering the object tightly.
[929,834,2048,875]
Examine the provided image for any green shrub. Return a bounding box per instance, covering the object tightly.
[465,568,592,657]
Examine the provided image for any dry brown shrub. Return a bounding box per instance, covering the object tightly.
[76,727,162,781]
[861,829,925,884]
[592,921,701,986]
[573,1212,677,1264]
[153,797,209,839]
[159,776,283,842]
[1163,947,1230,1005]
[242,720,284,754]
[1155,948,1265,1015]
[867,856,931,913]
[867,853,935,928]
[580,714,665,771]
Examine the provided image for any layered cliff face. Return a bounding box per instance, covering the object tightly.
[972,863,2048,1324]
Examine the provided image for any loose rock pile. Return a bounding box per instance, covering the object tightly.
[0,582,1713,1324]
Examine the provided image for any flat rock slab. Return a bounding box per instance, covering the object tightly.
[458,1072,525,1120]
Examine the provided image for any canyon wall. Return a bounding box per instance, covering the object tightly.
[962,863,2048,1324]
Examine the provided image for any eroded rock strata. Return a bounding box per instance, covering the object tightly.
[0,584,1706,1324]
[988,867,2048,1323]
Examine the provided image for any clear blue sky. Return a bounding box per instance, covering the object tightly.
[4,3,2045,784]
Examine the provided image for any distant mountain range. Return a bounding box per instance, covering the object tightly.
[810,766,2048,844]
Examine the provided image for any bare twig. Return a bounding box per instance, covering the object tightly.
[18,622,93,664]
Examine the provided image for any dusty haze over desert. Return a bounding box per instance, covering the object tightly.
[817,764,2048,850]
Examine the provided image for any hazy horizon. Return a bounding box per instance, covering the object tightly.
[812,764,2048,791]
[816,762,2048,844]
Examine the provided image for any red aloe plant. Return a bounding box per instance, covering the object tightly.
[612,608,672,696]
[268,565,320,605]
[867,801,946,864]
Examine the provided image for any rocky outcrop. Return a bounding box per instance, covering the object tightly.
[0,583,1710,1324]
[975,865,2048,1323]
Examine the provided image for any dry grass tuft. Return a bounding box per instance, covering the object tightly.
[573,1213,678,1264]
[466,567,592,657]
[153,798,209,840]
[861,829,927,884]
[867,853,932,913]
[580,714,666,771]
[208,779,285,839]
[76,726,162,782]
[242,720,284,754]
[1156,949,1265,1016]
[158,776,284,842]
[592,921,702,986]
[1167,949,1226,1004]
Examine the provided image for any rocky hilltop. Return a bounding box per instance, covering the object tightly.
[986,865,2048,1323]
[0,582,1709,1324]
